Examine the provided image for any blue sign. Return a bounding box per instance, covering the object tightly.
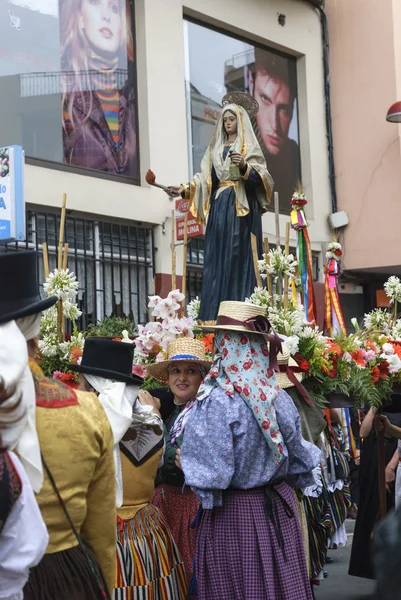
[0,145,25,243]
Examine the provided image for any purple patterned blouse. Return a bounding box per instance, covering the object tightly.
[180,388,321,509]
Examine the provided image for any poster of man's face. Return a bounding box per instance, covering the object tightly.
[186,21,301,213]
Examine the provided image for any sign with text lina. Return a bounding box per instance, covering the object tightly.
[175,198,204,241]
[0,146,25,243]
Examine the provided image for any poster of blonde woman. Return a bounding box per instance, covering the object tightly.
[60,0,139,178]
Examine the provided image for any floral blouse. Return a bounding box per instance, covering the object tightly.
[180,388,321,509]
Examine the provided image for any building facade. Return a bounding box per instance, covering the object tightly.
[1,0,332,326]
[326,0,401,322]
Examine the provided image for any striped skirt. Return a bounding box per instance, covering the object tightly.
[114,503,187,600]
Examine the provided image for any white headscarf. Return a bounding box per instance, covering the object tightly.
[85,374,139,507]
[14,314,44,493]
[190,103,274,225]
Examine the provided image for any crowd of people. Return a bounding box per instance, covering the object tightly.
[1,249,401,600]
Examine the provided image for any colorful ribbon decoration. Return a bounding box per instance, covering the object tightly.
[290,194,317,325]
[324,256,347,336]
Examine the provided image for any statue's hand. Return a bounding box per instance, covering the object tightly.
[166,185,184,197]
[229,152,246,168]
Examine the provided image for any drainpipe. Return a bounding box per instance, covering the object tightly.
[301,1,338,214]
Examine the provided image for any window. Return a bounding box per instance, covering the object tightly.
[186,237,204,302]
[3,208,154,327]
[184,19,300,214]
[0,0,139,181]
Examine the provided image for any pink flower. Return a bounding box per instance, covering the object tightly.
[132,364,147,378]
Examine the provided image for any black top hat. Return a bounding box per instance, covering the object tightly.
[0,251,58,325]
[68,337,143,385]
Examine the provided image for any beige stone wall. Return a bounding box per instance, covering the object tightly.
[326,0,401,272]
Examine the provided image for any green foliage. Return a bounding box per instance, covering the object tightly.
[140,374,168,390]
[86,315,137,338]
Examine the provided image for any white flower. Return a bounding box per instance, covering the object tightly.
[383,353,401,373]
[343,351,352,362]
[121,330,133,344]
[382,343,395,356]
[168,289,185,303]
[351,317,360,332]
[43,268,79,302]
[384,276,401,304]
[148,295,162,309]
[286,335,299,355]
[325,242,342,261]
[392,320,401,341]
[62,299,82,321]
[364,309,390,333]
[258,248,297,279]
[187,296,200,321]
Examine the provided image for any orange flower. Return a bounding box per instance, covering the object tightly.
[393,344,401,359]
[326,340,343,356]
[202,333,215,353]
[351,349,366,367]
[366,339,378,353]
[69,345,83,364]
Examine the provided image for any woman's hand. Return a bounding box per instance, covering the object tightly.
[138,390,161,417]
[165,185,184,197]
[385,465,396,492]
[175,448,182,470]
[374,414,391,434]
[229,152,246,168]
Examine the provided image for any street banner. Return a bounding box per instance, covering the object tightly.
[0,145,25,243]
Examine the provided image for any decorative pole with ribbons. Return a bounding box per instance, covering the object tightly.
[324,242,347,336]
[290,190,317,325]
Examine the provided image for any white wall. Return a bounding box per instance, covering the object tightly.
[23,0,332,277]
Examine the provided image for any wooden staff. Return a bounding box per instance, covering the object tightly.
[42,242,50,280]
[284,222,291,309]
[182,214,188,312]
[377,407,387,520]
[57,301,64,343]
[62,243,68,270]
[274,192,280,248]
[264,237,273,297]
[58,193,67,269]
[171,210,176,290]
[251,233,263,288]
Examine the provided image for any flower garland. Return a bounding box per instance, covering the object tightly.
[38,268,84,381]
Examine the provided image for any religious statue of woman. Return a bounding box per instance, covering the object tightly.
[167,93,274,322]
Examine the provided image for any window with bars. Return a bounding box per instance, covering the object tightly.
[2,208,154,328]
[186,237,204,302]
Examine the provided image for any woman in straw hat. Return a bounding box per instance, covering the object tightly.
[166,94,274,323]
[148,338,211,586]
[70,338,188,599]
[180,301,321,600]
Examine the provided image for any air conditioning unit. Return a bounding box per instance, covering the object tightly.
[328,211,349,230]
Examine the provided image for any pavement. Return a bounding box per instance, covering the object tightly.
[314,519,376,600]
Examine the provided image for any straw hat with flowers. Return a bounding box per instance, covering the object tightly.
[146,337,212,383]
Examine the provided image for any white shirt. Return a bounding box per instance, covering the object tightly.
[0,452,49,599]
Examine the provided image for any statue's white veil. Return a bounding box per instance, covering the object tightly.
[190,104,274,225]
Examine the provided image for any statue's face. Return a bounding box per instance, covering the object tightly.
[223,111,237,136]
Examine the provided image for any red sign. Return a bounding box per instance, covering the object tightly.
[175,198,190,215]
[176,212,204,240]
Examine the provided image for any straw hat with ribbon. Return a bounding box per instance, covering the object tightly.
[201,301,282,373]
[146,337,212,383]
[277,344,313,407]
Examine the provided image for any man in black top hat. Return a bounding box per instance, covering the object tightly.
[0,250,117,597]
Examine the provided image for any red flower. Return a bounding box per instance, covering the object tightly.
[234,383,242,393]
[231,364,239,372]
[261,345,269,357]
[240,335,248,345]
[294,354,309,371]
[259,389,267,401]
[262,420,270,430]
[202,333,215,353]
[334,249,343,257]
[243,360,253,370]
[222,347,228,358]
[328,369,337,379]
[243,388,250,397]
[351,349,366,367]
